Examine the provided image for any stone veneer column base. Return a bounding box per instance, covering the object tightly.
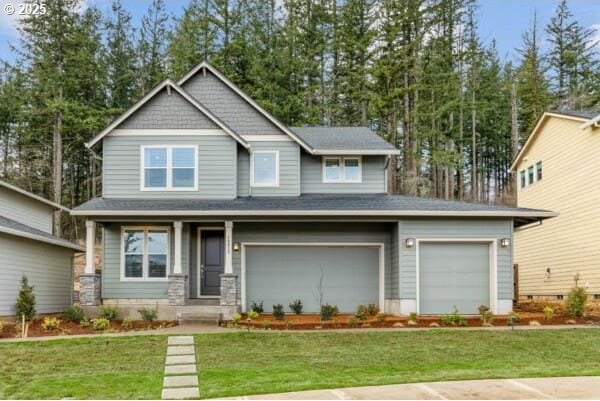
[219,274,240,320]
[168,274,187,306]
[79,274,101,306]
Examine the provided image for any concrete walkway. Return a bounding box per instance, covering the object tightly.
[220,376,600,400]
[162,336,200,399]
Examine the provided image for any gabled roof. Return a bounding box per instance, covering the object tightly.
[178,61,315,153]
[0,214,84,251]
[86,79,250,149]
[510,110,598,171]
[291,126,400,155]
[0,180,70,212]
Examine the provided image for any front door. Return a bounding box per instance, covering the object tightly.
[200,230,225,296]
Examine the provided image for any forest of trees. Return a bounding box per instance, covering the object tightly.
[0,0,598,239]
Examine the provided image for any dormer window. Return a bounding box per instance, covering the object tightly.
[141,145,197,191]
[323,157,362,183]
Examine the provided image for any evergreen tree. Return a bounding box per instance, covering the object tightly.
[15,275,36,321]
[137,0,169,95]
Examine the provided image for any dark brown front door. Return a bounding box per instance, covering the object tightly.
[200,230,225,296]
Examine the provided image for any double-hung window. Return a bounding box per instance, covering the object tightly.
[251,151,279,187]
[528,165,535,185]
[142,146,197,190]
[520,170,526,188]
[122,227,169,280]
[536,161,543,181]
[323,157,362,183]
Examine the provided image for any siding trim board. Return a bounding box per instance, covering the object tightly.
[240,242,385,313]
[415,238,498,314]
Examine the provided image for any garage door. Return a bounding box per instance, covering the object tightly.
[419,242,490,315]
[245,245,380,313]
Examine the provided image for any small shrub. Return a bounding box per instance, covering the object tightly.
[441,306,466,326]
[261,320,271,330]
[565,285,587,317]
[355,304,369,320]
[348,317,359,327]
[478,305,490,315]
[232,313,242,322]
[367,303,380,316]
[408,312,418,322]
[376,313,386,323]
[91,318,110,331]
[41,316,61,331]
[272,304,285,320]
[320,304,339,321]
[99,305,119,321]
[478,305,493,325]
[289,299,303,314]
[250,301,264,313]
[247,310,259,320]
[507,311,520,328]
[63,306,85,323]
[15,275,36,321]
[0,321,3,335]
[121,317,133,330]
[79,317,91,328]
[138,307,158,323]
[543,305,554,321]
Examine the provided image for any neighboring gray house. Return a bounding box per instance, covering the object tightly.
[0,181,84,316]
[72,61,555,319]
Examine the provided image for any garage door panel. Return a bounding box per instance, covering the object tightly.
[246,246,379,313]
[420,242,490,315]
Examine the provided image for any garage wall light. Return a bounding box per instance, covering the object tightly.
[500,238,510,248]
[233,242,240,252]
[405,238,415,248]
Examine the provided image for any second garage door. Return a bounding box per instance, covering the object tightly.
[245,245,380,313]
[419,242,491,315]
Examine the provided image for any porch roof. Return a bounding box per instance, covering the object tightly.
[71,194,556,226]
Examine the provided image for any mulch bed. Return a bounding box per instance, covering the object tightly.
[231,310,597,330]
[0,317,178,339]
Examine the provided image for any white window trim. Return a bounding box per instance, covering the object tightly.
[120,226,170,281]
[140,145,198,191]
[250,150,280,187]
[322,156,362,183]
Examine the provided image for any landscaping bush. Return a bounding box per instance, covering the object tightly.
[41,317,61,331]
[478,305,493,326]
[79,317,91,328]
[247,310,259,320]
[0,320,4,335]
[138,307,158,323]
[408,312,418,322]
[92,318,110,331]
[320,304,339,321]
[441,306,466,326]
[348,317,359,327]
[376,313,386,323]
[121,317,133,330]
[565,286,587,317]
[507,311,520,327]
[250,300,264,313]
[289,299,303,314]
[355,304,368,320]
[367,304,380,316]
[272,304,285,320]
[63,306,85,323]
[543,305,554,321]
[232,313,242,322]
[15,275,36,321]
[99,305,119,321]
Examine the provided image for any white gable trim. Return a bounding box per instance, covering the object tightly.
[86,79,250,149]
[178,61,315,153]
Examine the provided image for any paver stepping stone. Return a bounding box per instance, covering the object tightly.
[167,345,195,355]
[165,354,196,365]
[165,364,197,375]
[168,336,194,346]
[162,387,200,400]
[164,375,199,388]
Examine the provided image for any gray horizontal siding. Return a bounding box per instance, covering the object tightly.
[117,88,218,129]
[232,222,395,301]
[181,71,283,135]
[0,188,54,233]
[102,223,190,299]
[0,233,73,315]
[398,218,513,300]
[237,141,300,197]
[102,135,237,199]
[301,154,386,194]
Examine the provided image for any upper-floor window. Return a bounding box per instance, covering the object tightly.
[141,145,197,191]
[122,227,169,281]
[251,150,279,187]
[528,166,534,185]
[323,157,362,183]
[536,161,543,181]
[520,170,526,188]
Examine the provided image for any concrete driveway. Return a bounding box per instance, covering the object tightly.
[221,376,600,400]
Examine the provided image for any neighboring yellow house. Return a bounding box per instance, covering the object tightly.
[511,110,600,301]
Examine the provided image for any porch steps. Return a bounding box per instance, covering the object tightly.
[186,298,220,306]
[179,306,222,325]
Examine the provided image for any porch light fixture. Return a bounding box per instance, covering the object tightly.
[233,242,240,252]
[405,238,415,248]
[500,238,510,248]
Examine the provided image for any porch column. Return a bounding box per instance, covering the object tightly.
[224,221,233,274]
[168,221,186,306]
[79,220,101,306]
[173,221,183,274]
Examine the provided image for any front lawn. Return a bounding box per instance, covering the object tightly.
[196,329,600,399]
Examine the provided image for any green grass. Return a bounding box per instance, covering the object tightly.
[196,329,600,399]
[0,336,167,399]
